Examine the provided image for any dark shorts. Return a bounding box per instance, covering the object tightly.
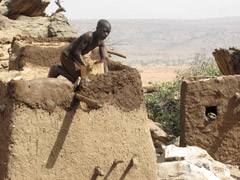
[61,50,81,82]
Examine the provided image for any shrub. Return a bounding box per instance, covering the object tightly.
[145,81,181,136]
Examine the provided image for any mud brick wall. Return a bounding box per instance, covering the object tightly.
[180,76,240,165]
[0,62,157,180]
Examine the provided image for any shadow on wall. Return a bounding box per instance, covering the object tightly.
[208,96,240,163]
[45,98,79,169]
[90,158,136,180]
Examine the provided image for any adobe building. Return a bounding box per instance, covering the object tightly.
[180,76,240,165]
[0,38,157,180]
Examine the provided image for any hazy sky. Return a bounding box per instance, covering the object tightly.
[46,0,240,20]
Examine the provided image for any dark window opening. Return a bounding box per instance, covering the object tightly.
[205,106,217,116]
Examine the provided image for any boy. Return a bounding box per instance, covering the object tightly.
[48,19,111,83]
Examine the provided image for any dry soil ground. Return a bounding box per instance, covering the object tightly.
[136,65,189,86]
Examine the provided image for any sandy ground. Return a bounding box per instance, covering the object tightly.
[136,65,189,86]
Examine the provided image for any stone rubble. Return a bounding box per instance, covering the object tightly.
[157,145,236,180]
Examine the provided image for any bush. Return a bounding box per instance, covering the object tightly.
[145,81,181,136]
[177,49,221,78]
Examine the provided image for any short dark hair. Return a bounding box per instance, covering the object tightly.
[97,19,111,29]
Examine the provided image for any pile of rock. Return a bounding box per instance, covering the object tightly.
[148,120,240,179]
[157,145,238,180]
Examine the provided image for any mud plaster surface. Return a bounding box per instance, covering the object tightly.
[0,55,156,179]
[180,75,240,165]
[79,62,144,112]
[7,61,144,113]
[9,78,74,112]
[3,103,157,180]
[0,74,12,180]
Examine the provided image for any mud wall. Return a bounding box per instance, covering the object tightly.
[0,62,157,179]
[180,76,240,165]
[9,37,75,70]
[0,73,12,180]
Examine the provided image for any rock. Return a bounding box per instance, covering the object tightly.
[226,164,240,180]
[8,71,22,81]
[172,136,180,146]
[0,13,77,43]
[158,161,221,180]
[48,13,78,37]
[0,14,50,43]
[157,145,235,180]
[0,0,50,18]
[149,120,175,146]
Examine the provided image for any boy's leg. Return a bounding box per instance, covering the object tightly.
[48,65,63,78]
[48,65,76,83]
[61,53,81,83]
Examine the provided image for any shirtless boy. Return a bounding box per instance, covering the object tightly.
[48,19,111,83]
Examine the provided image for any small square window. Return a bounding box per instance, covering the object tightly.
[205,106,217,116]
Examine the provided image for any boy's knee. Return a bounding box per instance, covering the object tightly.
[48,65,62,78]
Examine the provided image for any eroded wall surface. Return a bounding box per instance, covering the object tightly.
[180,76,240,165]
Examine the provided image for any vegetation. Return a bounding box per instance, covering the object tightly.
[145,81,181,136]
[145,50,221,136]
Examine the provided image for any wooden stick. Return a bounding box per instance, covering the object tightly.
[75,93,103,108]
[107,49,127,58]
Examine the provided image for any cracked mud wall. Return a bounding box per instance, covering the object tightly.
[180,76,240,165]
[0,61,157,180]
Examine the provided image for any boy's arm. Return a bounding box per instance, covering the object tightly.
[99,41,109,73]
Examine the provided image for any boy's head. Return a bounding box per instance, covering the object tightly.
[96,19,111,40]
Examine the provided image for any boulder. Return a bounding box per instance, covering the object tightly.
[48,13,78,37]
[148,120,175,153]
[0,0,50,18]
[157,145,235,180]
[0,13,77,43]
